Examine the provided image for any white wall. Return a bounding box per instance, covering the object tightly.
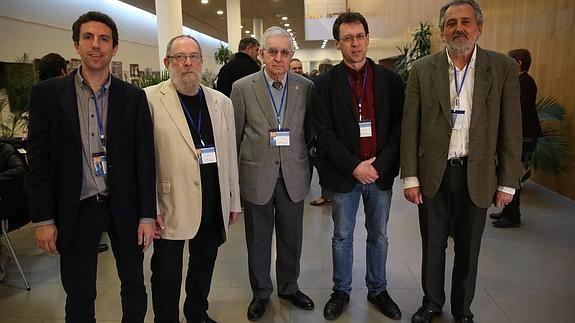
[0,0,226,75]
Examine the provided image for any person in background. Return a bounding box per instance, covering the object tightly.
[145,35,241,323]
[490,48,542,228]
[289,58,304,75]
[26,11,156,322]
[401,1,522,322]
[38,52,68,81]
[231,26,315,321]
[215,37,261,97]
[313,11,404,321]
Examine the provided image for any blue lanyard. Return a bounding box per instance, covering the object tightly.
[264,72,288,128]
[178,89,206,147]
[453,62,470,108]
[92,87,107,152]
[347,64,369,121]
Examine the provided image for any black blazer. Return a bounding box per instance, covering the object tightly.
[216,52,261,97]
[312,59,404,193]
[519,72,542,139]
[25,71,156,249]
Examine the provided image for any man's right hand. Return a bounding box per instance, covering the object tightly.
[404,186,423,204]
[352,157,379,184]
[154,214,166,239]
[34,224,58,254]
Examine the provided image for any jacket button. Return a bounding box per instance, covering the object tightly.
[275,160,279,164]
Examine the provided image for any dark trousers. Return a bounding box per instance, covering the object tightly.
[244,178,304,299]
[59,196,147,323]
[501,140,535,218]
[418,161,487,317]
[151,218,221,323]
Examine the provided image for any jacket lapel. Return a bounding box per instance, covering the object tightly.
[431,51,453,126]
[59,73,82,148]
[251,71,279,128]
[334,64,357,121]
[107,76,126,146]
[371,60,388,126]
[282,73,300,128]
[159,81,198,156]
[470,47,493,132]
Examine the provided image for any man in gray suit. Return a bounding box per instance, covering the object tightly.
[231,26,314,321]
[401,1,523,323]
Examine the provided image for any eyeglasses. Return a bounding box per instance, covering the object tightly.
[167,53,202,63]
[263,48,292,58]
[339,33,367,43]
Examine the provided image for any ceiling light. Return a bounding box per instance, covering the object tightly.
[284,23,290,27]
[217,10,224,15]
[282,16,288,21]
[245,30,251,34]
[286,28,292,32]
[241,25,243,28]
[201,0,208,4]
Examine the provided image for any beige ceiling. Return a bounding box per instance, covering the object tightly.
[122,0,327,50]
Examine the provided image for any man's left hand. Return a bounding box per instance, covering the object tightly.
[494,191,513,208]
[229,212,240,225]
[137,222,155,252]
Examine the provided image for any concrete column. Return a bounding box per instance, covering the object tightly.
[252,17,263,43]
[155,0,182,70]
[226,0,242,52]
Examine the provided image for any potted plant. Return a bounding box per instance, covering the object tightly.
[395,22,432,84]
[213,43,232,65]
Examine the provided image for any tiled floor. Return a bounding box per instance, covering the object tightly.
[1,174,574,323]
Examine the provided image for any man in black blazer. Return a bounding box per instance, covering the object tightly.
[215,37,261,97]
[313,12,404,321]
[26,11,156,323]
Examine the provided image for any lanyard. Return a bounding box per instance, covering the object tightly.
[92,87,107,152]
[347,64,369,121]
[453,63,470,108]
[179,89,206,147]
[264,72,288,128]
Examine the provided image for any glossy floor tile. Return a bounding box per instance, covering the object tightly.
[1,176,574,322]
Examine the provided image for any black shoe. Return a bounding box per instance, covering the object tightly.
[367,291,401,320]
[323,290,349,320]
[278,290,314,310]
[493,216,521,228]
[489,212,504,220]
[247,298,269,321]
[97,243,109,253]
[411,306,440,323]
[454,315,474,323]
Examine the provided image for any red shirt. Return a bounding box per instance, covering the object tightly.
[345,63,376,160]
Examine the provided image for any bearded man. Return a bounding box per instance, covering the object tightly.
[400,1,522,322]
[144,35,241,323]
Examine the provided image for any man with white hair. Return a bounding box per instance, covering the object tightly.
[231,26,314,321]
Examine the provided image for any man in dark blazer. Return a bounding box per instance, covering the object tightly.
[401,1,523,322]
[490,48,542,228]
[231,26,314,321]
[313,12,404,321]
[216,37,261,97]
[26,11,156,323]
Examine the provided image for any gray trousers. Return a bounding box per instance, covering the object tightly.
[244,178,304,299]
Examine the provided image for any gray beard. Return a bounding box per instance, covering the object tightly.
[447,37,475,55]
[172,75,199,95]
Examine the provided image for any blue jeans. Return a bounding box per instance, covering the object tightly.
[331,182,392,295]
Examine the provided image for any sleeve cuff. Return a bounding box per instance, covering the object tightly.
[32,220,55,227]
[497,186,516,195]
[139,218,155,224]
[403,177,420,189]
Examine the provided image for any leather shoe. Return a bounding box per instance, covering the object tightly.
[278,290,314,310]
[489,212,504,220]
[493,216,521,228]
[97,243,109,253]
[247,298,269,321]
[367,291,401,320]
[411,306,440,323]
[454,315,474,323]
[323,290,349,320]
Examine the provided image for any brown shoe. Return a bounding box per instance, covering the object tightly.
[310,197,331,206]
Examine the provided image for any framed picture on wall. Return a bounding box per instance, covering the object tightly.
[111,61,123,80]
[129,64,139,77]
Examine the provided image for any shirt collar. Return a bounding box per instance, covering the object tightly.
[263,68,287,88]
[343,60,369,76]
[75,66,112,94]
[446,44,477,71]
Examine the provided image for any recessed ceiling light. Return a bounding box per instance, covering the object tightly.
[241,25,243,28]
[201,0,208,4]
[245,30,251,34]
[286,28,292,32]
[284,23,290,27]
[282,16,288,21]
[217,10,224,15]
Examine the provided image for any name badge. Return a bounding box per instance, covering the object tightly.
[270,129,290,146]
[451,109,465,130]
[358,120,372,138]
[92,152,107,176]
[199,146,217,165]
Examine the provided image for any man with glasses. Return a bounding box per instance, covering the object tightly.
[26,11,156,322]
[231,26,314,321]
[144,35,241,323]
[401,1,522,322]
[313,12,404,321]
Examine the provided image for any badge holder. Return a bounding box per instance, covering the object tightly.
[451,109,465,130]
[270,129,290,146]
[92,152,107,176]
[199,146,217,165]
[358,120,372,138]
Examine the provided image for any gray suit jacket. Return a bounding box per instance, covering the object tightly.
[231,70,312,205]
[400,47,523,208]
